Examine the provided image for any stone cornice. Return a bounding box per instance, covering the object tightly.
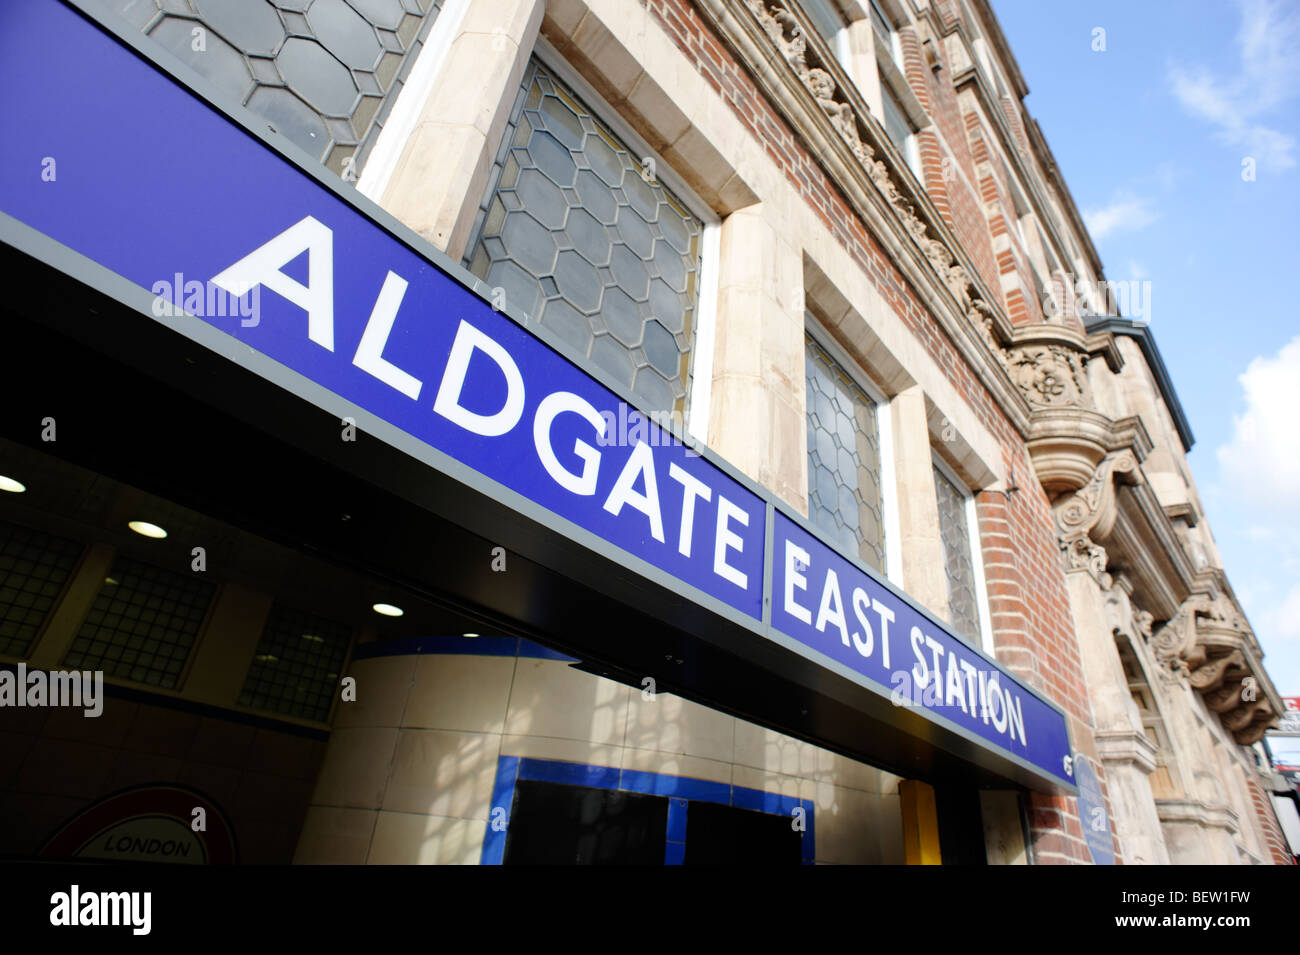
[1109,480,1198,616]
[1084,328,1124,372]
[1095,727,1159,775]
[1085,317,1196,452]
[1155,797,1240,834]
[694,0,1032,434]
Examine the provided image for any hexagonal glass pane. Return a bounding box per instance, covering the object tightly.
[247,86,330,159]
[600,287,643,347]
[566,208,612,267]
[500,212,558,276]
[609,245,650,301]
[590,335,635,387]
[553,251,603,314]
[276,37,357,116]
[540,94,585,151]
[195,0,286,57]
[309,0,383,70]
[540,298,593,354]
[150,17,252,101]
[616,209,655,259]
[642,321,679,378]
[514,168,567,231]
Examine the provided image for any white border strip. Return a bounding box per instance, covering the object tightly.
[688,221,721,444]
[357,0,472,203]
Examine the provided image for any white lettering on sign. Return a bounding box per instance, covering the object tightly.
[784,540,812,625]
[210,217,755,595]
[668,462,711,558]
[433,320,526,437]
[534,391,606,495]
[714,495,749,588]
[211,215,334,350]
[603,441,666,543]
[353,271,422,399]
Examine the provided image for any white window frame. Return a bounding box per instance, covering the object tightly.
[805,317,903,588]
[878,78,921,175]
[931,451,993,653]
[802,0,854,79]
[869,0,904,68]
[500,36,723,444]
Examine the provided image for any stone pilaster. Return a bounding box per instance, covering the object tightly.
[706,203,807,509]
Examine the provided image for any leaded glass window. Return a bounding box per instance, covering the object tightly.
[465,58,704,415]
[0,519,83,658]
[95,0,444,176]
[238,603,352,722]
[805,333,886,570]
[934,465,981,641]
[64,555,215,689]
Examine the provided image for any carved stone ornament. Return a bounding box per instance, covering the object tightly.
[1198,589,1248,634]
[1065,536,1107,575]
[1053,450,1139,579]
[1148,594,1208,683]
[1004,344,1092,409]
[1132,608,1154,642]
[741,1,999,348]
[1187,649,1245,692]
[1201,683,1241,714]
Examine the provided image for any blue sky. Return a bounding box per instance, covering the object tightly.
[991,0,1300,700]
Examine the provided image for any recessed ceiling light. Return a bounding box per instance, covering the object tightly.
[128,520,167,539]
[372,603,403,617]
[301,633,325,643]
[0,475,26,493]
[462,632,480,639]
[104,577,119,586]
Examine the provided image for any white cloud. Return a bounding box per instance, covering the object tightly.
[1126,260,1149,281]
[1256,584,1300,644]
[1168,0,1300,169]
[1082,194,1158,239]
[1216,335,1300,508]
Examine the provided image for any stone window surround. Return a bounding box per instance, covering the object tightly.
[362,0,1006,516]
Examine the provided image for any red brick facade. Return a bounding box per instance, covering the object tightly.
[1248,774,1294,865]
[642,0,1113,862]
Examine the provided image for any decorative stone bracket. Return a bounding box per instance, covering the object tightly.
[1148,591,1282,744]
[1054,449,1140,579]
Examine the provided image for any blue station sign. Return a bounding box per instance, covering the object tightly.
[0,0,1075,790]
